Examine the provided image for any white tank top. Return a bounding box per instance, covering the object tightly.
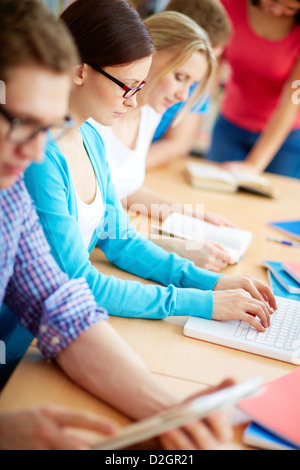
[89,105,162,199]
[75,181,104,249]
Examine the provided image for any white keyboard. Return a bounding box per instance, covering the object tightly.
[234,296,300,350]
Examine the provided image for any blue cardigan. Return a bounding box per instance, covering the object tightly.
[24,122,222,319]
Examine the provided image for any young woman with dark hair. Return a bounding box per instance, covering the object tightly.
[90,10,236,273]
[25,0,275,335]
[60,0,154,68]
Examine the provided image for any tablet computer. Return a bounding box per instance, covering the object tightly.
[93,377,262,450]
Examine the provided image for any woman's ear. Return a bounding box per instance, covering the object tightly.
[74,64,87,86]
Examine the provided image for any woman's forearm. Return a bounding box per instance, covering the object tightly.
[246,102,299,171]
[246,58,300,172]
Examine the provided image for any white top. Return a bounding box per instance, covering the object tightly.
[75,180,104,249]
[89,105,162,199]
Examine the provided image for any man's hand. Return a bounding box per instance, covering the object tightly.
[0,406,116,450]
[159,379,235,450]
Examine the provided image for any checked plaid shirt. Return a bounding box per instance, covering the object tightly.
[0,177,107,359]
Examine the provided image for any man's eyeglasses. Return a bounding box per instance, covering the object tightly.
[90,64,146,99]
[0,105,74,145]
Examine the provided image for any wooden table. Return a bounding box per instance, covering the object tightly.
[92,157,299,387]
[0,346,245,450]
[1,157,299,449]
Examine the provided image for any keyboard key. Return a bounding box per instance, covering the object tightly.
[234,297,300,350]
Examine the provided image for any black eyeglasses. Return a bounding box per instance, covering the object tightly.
[0,105,74,145]
[90,64,146,99]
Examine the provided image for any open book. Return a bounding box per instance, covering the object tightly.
[186,162,277,198]
[160,212,253,263]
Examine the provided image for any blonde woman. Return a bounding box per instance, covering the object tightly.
[91,11,235,272]
[148,0,232,169]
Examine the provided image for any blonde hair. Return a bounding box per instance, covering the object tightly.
[144,11,216,125]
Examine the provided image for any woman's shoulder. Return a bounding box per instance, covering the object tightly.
[81,121,106,148]
[141,104,161,119]
[27,137,69,178]
[220,0,243,10]
[140,105,162,130]
[220,0,245,21]
[25,138,72,198]
[80,120,112,188]
[291,22,300,41]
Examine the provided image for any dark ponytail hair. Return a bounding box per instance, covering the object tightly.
[250,0,300,25]
[60,0,154,68]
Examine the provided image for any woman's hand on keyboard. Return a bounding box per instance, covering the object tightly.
[212,288,272,331]
[214,275,277,312]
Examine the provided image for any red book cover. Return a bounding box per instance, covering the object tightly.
[238,369,300,448]
[282,262,300,285]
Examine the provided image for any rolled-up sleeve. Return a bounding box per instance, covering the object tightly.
[38,278,107,358]
[3,182,108,359]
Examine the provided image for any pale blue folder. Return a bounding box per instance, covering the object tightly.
[269,219,300,241]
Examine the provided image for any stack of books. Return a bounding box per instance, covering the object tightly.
[262,260,300,299]
[239,369,300,450]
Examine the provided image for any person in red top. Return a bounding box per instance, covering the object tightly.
[205,0,300,178]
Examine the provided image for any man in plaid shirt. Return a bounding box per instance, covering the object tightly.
[0,0,120,449]
[0,0,233,451]
[0,178,109,364]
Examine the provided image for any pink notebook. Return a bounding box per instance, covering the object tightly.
[282,262,300,285]
[238,369,300,448]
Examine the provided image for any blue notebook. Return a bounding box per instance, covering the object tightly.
[244,423,298,450]
[262,260,300,295]
[268,271,300,301]
[269,219,300,241]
